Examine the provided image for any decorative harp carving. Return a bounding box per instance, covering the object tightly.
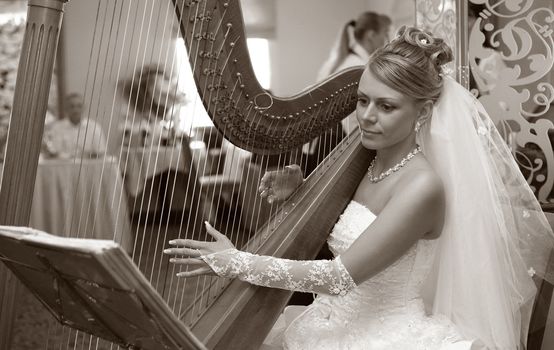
[171,0,363,154]
[0,0,372,349]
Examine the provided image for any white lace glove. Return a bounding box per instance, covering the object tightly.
[200,248,357,296]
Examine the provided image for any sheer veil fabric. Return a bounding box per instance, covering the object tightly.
[418,76,554,349]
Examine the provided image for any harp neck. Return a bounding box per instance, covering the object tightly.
[172,0,363,155]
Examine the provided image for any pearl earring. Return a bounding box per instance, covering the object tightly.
[414,120,422,133]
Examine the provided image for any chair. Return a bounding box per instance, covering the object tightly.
[527,209,554,349]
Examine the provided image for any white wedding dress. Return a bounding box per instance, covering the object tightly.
[263,201,473,350]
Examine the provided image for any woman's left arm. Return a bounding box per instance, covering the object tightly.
[164,172,444,296]
[163,222,356,296]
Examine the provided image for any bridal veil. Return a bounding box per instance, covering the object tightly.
[418,75,554,349]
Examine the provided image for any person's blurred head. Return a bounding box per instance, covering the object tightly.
[64,93,84,125]
[353,12,391,55]
[321,12,391,78]
[123,65,183,119]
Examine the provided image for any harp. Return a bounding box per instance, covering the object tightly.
[2,1,552,349]
[0,0,371,349]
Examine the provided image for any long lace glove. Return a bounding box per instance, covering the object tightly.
[200,248,357,296]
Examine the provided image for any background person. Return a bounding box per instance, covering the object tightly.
[43,93,107,159]
[303,12,391,176]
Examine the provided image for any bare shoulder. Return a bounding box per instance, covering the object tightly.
[393,157,444,212]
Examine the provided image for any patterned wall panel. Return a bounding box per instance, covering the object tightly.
[468,0,554,202]
[415,0,458,77]
[417,0,554,203]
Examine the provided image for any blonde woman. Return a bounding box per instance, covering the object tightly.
[165,27,554,349]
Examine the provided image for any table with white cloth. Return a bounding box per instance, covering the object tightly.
[27,157,133,252]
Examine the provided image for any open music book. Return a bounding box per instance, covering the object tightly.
[0,226,206,350]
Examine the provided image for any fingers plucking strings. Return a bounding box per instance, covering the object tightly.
[163,221,226,277]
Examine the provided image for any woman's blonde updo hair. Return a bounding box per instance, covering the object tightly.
[367,26,454,103]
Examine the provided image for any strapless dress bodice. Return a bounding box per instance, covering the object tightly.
[326,201,438,315]
[267,201,471,350]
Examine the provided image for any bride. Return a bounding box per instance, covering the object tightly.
[164,27,554,349]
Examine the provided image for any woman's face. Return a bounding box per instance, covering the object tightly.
[355,68,421,150]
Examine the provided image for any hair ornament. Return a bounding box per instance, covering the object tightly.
[439,64,454,77]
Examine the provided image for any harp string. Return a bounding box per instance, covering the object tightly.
[205,0,277,316]
[104,0,133,257]
[52,0,112,347]
[141,5,198,325]
[82,0,123,245]
[119,0,178,344]
[74,2,123,349]
[51,0,153,348]
[136,0,167,296]
[13,0,359,348]
[132,0,189,302]
[168,0,205,321]
[71,0,114,347]
[65,0,106,242]
[129,0,168,267]
[121,0,162,263]
[172,0,359,323]
[150,0,220,326]
[115,0,146,263]
[112,0,141,248]
[173,0,223,321]
[192,0,230,313]
[172,0,245,320]
[139,0,178,293]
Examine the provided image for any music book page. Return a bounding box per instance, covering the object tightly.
[0,226,206,350]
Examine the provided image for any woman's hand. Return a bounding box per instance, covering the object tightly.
[259,164,304,203]
[163,222,235,277]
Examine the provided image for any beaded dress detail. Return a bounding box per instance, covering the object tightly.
[266,201,471,350]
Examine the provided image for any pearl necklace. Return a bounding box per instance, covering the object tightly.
[367,146,422,183]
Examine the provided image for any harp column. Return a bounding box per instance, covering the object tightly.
[0,0,67,348]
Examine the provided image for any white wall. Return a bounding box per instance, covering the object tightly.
[366,0,415,31]
[269,0,416,96]
[270,0,366,96]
